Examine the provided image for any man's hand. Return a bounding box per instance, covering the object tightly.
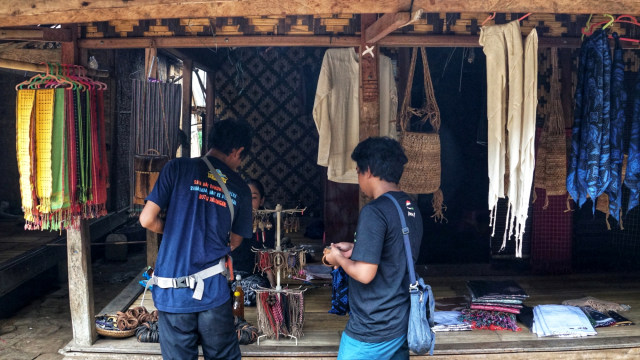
[332,242,354,259]
[324,242,353,266]
[327,242,378,284]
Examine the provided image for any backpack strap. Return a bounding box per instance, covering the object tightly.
[201,156,235,224]
[382,193,417,287]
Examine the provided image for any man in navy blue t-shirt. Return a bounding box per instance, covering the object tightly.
[140,118,253,360]
[326,137,422,360]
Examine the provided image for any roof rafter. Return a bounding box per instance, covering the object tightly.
[1,0,639,27]
[365,12,410,44]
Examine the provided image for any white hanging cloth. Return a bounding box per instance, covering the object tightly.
[313,48,397,183]
[480,20,538,257]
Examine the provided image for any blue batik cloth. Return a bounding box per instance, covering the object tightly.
[329,267,350,316]
[605,33,627,222]
[625,71,640,212]
[568,29,612,212]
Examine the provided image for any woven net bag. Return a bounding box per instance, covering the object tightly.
[398,48,445,222]
[534,48,567,209]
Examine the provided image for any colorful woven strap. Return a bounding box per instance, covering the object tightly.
[51,88,66,211]
[35,89,55,214]
[16,90,36,221]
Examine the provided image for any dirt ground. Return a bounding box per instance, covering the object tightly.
[0,247,146,360]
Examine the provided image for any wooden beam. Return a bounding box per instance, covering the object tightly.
[67,219,97,346]
[2,0,639,27]
[365,12,410,44]
[79,36,360,49]
[77,34,640,50]
[161,48,215,73]
[378,35,587,48]
[0,45,61,64]
[0,27,71,42]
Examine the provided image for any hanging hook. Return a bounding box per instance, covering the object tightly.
[518,13,532,22]
[582,14,594,40]
[481,12,496,26]
[603,14,615,29]
[616,14,640,25]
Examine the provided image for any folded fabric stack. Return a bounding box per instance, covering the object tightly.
[460,309,521,331]
[532,304,597,337]
[433,311,471,332]
[562,296,634,327]
[581,306,616,327]
[562,296,631,313]
[461,280,529,331]
[467,280,529,314]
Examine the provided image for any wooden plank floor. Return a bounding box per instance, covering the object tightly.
[0,219,64,298]
[0,220,61,263]
[61,269,640,359]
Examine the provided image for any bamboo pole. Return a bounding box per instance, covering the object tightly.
[0,58,109,78]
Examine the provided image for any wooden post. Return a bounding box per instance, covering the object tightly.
[181,58,193,158]
[61,24,78,65]
[359,14,380,207]
[67,219,96,346]
[146,231,159,268]
[203,70,215,156]
[360,14,380,141]
[62,24,97,347]
[145,47,158,80]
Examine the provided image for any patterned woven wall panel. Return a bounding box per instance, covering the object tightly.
[213,47,325,216]
[82,13,640,40]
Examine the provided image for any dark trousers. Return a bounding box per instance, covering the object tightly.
[157,298,240,360]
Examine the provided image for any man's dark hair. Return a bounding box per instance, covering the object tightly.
[351,137,408,184]
[207,118,253,159]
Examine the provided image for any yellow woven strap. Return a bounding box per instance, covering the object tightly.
[16,90,36,221]
[35,89,55,214]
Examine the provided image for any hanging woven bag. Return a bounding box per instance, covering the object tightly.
[534,48,568,210]
[398,47,445,222]
[133,149,169,205]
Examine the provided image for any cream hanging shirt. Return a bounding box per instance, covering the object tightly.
[313,48,397,183]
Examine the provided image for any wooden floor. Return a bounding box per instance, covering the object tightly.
[0,219,64,299]
[60,269,640,359]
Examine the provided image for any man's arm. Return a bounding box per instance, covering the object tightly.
[139,201,165,234]
[328,244,378,284]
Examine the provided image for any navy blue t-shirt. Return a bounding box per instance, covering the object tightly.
[146,156,252,313]
[344,191,423,343]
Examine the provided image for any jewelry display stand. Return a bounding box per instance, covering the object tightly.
[254,204,307,344]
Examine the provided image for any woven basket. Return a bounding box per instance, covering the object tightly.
[398,47,442,195]
[96,326,136,338]
[543,134,567,196]
[400,132,441,194]
[95,315,136,338]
